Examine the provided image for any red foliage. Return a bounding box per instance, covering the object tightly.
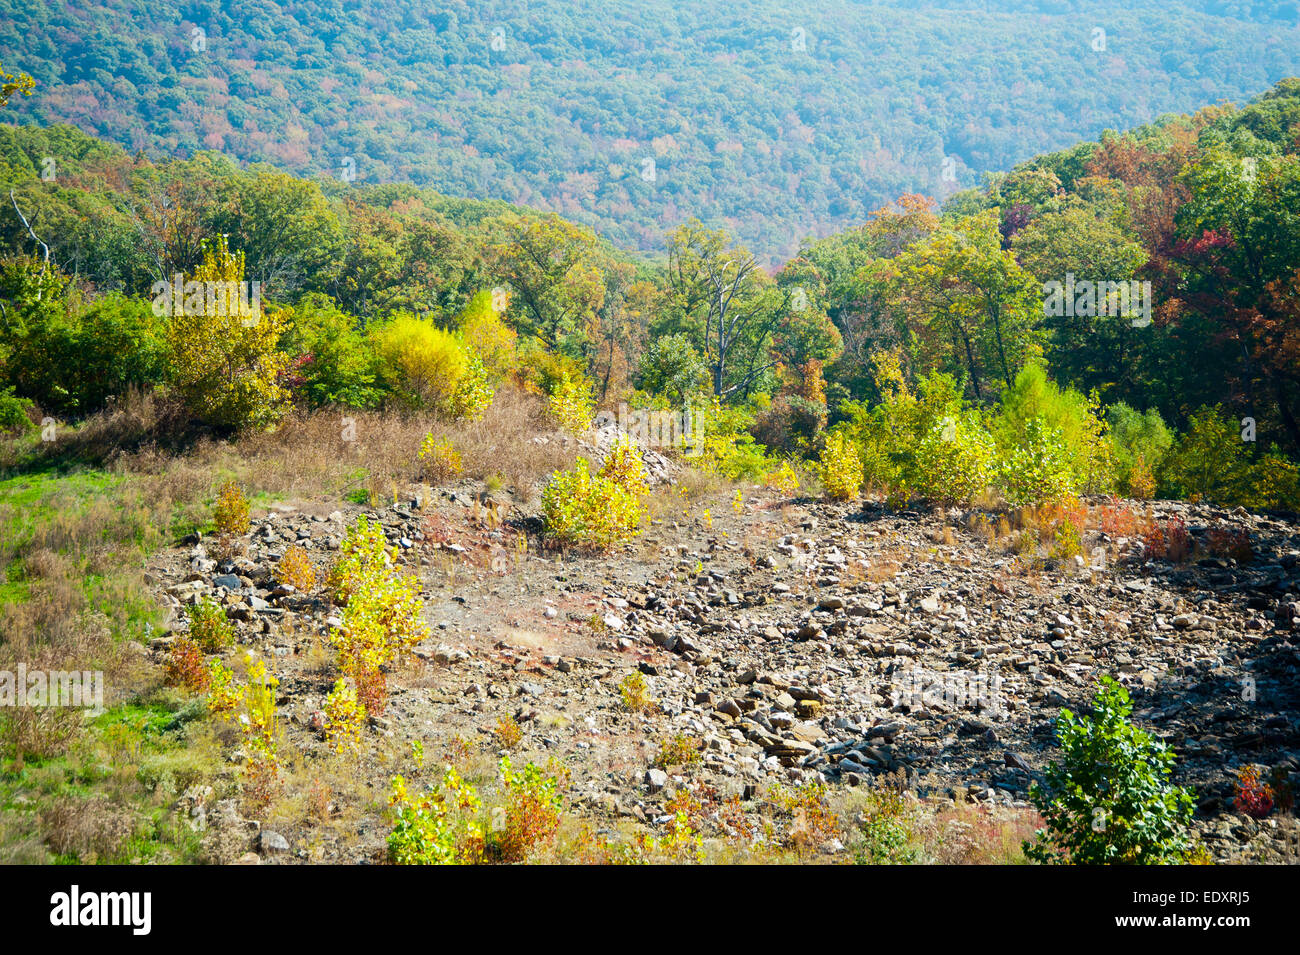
[1233,766,1274,819]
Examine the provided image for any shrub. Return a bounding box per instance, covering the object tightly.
[1206,526,1253,562]
[1162,407,1300,510]
[325,515,393,604]
[762,460,802,493]
[445,353,494,421]
[693,397,771,480]
[1107,403,1173,496]
[840,351,969,500]
[163,637,210,694]
[0,385,34,435]
[770,779,840,855]
[818,430,864,501]
[1142,517,1192,563]
[1239,449,1300,511]
[618,672,656,713]
[372,314,469,411]
[494,715,523,750]
[547,371,594,433]
[752,394,827,456]
[852,780,920,865]
[386,757,564,865]
[1160,406,1247,503]
[281,294,384,410]
[3,285,170,418]
[167,236,291,431]
[997,418,1076,506]
[187,597,235,652]
[993,362,1115,494]
[327,516,429,715]
[456,291,518,381]
[229,656,281,813]
[653,733,703,769]
[213,480,251,537]
[1050,518,1083,560]
[277,544,316,592]
[387,769,482,865]
[1232,765,1274,819]
[1024,677,1194,864]
[541,458,642,550]
[911,416,995,505]
[418,433,463,483]
[494,757,565,862]
[598,434,649,497]
[1127,454,1157,500]
[322,678,366,756]
[205,659,240,716]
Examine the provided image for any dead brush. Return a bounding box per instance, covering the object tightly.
[39,795,138,863]
[306,778,333,825]
[1142,516,1193,563]
[866,549,903,582]
[185,384,577,504]
[1091,501,1144,538]
[964,512,995,544]
[909,797,1042,864]
[1206,525,1253,563]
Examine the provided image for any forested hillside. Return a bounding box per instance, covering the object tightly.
[3,76,1299,487]
[3,0,1299,258]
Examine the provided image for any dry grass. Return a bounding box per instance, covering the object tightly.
[866,547,905,582]
[39,795,138,863]
[908,797,1042,864]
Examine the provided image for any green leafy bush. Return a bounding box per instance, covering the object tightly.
[0,385,34,434]
[187,597,235,652]
[1106,402,1174,496]
[818,429,864,500]
[542,457,642,550]
[693,397,772,480]
[840,350,967,501]
[387,770,480,865]
[1239,449,1300,511]
[911,416,995,505]
[1160,406,1245,502]
[2,293,169,417]
[997,417,1077,506]
[992,362,1114,495]
[281,293,384,410]
[1025,677,1194,865]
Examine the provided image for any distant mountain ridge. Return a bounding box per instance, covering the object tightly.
[2,0,1299,259]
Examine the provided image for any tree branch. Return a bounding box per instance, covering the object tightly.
[10,189,50,273]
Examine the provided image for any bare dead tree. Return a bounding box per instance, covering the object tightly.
[10,189,50,272]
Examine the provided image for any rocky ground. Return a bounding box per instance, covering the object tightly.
[143,464,1300,864]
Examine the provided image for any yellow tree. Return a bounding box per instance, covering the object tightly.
[0,62,35,108]
[166,236,291,430]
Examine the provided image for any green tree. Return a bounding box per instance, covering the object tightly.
[1026,678,1195,865]
[488,213,607,354]
[888,210,1041,401]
